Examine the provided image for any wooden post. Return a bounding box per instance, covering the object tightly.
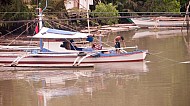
[186,1,190,32]
[182,1,190,33]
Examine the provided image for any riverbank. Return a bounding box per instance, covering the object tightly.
[0,22,188,46]
[80,22,189,37]
[81,23,139,36]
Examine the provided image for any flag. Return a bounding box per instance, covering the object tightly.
[35,24,39,34]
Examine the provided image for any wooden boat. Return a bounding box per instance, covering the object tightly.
[131,17,186,28]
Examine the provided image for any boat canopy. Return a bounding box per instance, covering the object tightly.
[33,27,89,39]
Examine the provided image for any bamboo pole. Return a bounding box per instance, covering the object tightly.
[182,1,190,33]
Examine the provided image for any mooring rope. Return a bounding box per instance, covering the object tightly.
[7,22,35,46]
[144,51,190,72]
[44,21,54,29]
[149,52,180,63]
[93,37,114,48]
[147,50,190,71]
[0,21,33,39]
[51,21,78,32]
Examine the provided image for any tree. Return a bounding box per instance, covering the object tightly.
[93,2,119,25]
[0,0,32,21]
[180,0,190,12]
[144,0,180,12]
[0,0,33,34]
[103,0,181,12]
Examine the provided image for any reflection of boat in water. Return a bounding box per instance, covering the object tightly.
[5,61,149,106]
[133,29,187,39]
[14,69,96,99]
[29,69,102,105]
[37,87,83,100]
[182,31,190,54]
[34,65,149,106]
[16,69,94,82]
[95,61,148,73]
[131,17,186,28]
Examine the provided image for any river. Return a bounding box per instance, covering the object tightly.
[0,28,190,106]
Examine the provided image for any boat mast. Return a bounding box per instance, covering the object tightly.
[38,0,48,51]
[185,1,190,33]
[86,0,90,34]
[182,1,190,33]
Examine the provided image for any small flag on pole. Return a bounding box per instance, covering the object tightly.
[35,24,39,34]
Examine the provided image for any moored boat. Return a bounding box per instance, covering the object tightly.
[131,17,186,28]
[0,27,148,67]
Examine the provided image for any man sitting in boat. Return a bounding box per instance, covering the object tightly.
[114,35,126,53]
[92,42,102,50]
[86,35,102,50]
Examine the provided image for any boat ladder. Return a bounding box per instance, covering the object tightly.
[10,53,28,66]
[73,52,94,66]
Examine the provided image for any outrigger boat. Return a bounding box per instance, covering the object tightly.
[0,27,148,67]
[0,1,148,68]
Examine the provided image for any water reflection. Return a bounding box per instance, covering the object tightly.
[182,31,190,54]
[1,29,190,106]
[35,64,147,106]
[0,61,148,106]
[95,61,148,73]
[133,29,188,39]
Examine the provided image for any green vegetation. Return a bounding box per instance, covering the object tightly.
[0,0,34,34]
[0,0,34,21]
[144,0,180,12]
[93,3,119,25]
[100,0,181,12]
[0,0,189,34]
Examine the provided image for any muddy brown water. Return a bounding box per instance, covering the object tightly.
[0,29,190,106]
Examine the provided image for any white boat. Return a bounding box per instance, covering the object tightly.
[131,17,186,28]
[0,27,148,67]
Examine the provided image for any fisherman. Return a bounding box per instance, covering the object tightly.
[114,35,126,53]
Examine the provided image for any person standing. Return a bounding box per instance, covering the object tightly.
[114,35,125,48]
[114,36,126,53]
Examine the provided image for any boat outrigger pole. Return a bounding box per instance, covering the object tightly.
[38,0,48,51]
[86,0,90,34]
